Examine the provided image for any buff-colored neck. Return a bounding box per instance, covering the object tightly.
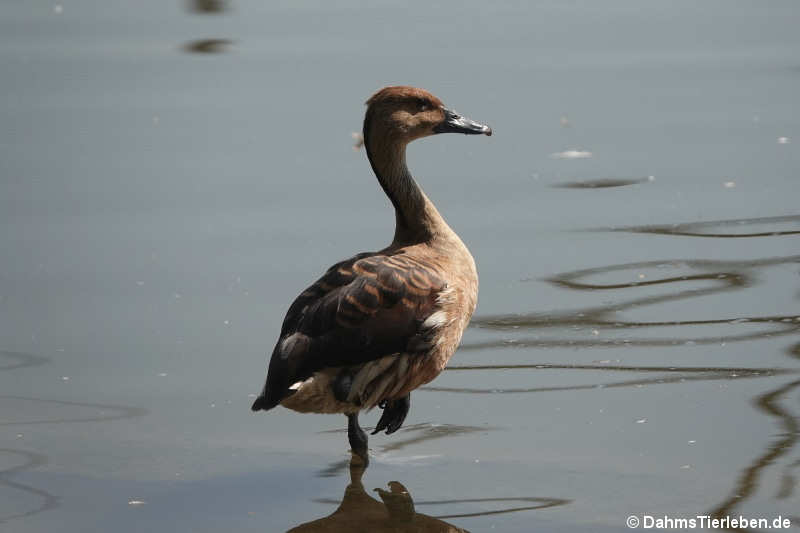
[364,130,454,246]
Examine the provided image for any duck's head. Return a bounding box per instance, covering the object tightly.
[364,86,491,146]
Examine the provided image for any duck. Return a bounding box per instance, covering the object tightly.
[251,86,491,464]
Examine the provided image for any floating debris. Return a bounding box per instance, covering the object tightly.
[157,373,167,377]
[128,500,146,506]
[723,181,736,188]
[61,376,70,381]
[550,149,592,159]
[777,136,790,144]
[680,464,692,470]
[635,418,647,424]
[182,39,233,54]
[688,440,696,445]
[351,132,364,150]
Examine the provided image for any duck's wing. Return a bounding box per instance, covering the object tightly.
[251,251,446,411]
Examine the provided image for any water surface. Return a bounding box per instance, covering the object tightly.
[1,1,799,531]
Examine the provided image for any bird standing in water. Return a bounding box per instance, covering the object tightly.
[251,86,491,464]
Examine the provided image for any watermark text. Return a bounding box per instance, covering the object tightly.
[626,515,792,529]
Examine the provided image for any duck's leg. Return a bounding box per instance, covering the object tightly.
[347,413,369,466]
[372,393,410,435]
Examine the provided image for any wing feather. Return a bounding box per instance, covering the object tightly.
[252,251,446,410]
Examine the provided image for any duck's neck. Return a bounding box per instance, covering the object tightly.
[364,134,452,246]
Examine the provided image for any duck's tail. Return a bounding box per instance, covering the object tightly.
[250,394,279,412]
[251,339,295,412]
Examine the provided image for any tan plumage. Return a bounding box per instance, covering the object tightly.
[251,86,491,462]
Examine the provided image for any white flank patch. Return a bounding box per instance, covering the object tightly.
[436,285,456,306]
[550,149,593,159]
[289,376,314,390]
[422,310,449,329]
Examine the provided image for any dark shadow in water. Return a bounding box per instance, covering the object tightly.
[0,449,58,524]
[602,214,800,238]
[0,351,49,372]
[293,459,569,532]
[186,0,229,13]
[182,39,233,54]
[552,177,649,189]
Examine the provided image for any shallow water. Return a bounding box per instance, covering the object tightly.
[1,1,799,531]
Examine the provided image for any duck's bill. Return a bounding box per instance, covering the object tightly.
[434,108,492,136]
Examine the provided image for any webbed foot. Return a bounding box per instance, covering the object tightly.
[372,394,410,435]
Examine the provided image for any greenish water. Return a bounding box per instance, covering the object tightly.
[1,1,799,531]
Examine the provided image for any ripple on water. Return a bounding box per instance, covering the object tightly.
[552,177,650,189]
[603,214,800,238]
[295,460,569,531]
[460,232,800,522]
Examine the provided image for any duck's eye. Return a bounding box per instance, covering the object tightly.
[417,98,429,112]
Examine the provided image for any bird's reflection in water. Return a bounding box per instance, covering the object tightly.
[291,459,569,532]
[289,461,469,532]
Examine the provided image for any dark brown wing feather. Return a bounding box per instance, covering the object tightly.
[252,251,446,410]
